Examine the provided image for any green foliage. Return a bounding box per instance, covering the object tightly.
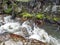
[46,15,51,20]
[4,8,12,14]
[16,0,30,2]
[53,17,60,21]
[13,3,21,13]
[13,3,18,7]
[35,13,44,19]
[21,12,33,18]
[3,0,8,3]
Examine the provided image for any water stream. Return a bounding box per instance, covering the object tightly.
[0,16,60,45]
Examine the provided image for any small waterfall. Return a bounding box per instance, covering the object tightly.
[0,16,60,45]
[29,26,60,45]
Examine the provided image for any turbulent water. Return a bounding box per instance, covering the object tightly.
[0,16,60,45]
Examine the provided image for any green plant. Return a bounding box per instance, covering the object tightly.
[3,0,8,3]
[36,13,44,19]
[53,17,60,21]
[4,8,12,14]
[21,12,33,18]
[16,0,30,2]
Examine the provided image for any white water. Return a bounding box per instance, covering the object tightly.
[0,16,60,45]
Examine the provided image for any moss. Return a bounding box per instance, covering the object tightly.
[53,17,60,21]
[36,13,44,19]
[21,12,33,18]
[16,0,30,2]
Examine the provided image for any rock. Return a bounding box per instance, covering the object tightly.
[9,33,46,45]
[0,33,46,45]
[0,32,10,42]
[28,39,47,45]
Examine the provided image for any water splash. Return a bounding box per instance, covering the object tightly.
[0,16,60,45]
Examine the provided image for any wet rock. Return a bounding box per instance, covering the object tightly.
[0,32,46,45]
[0,32,10,42]
[21,27,29,37]
[28,39,47,45]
